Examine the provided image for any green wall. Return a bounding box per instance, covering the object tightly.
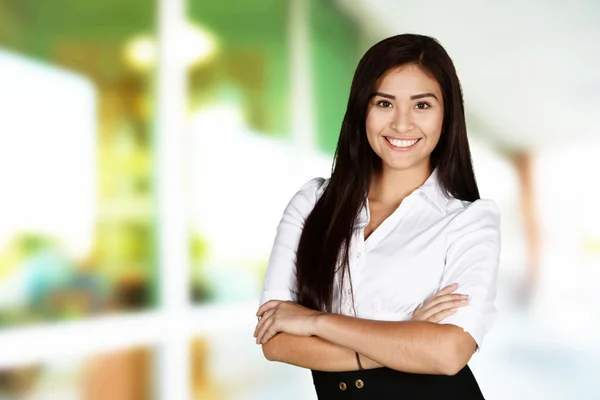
[309,0,362,154]
[189,0,363,153]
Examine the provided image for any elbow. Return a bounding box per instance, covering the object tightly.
[261,340,279,362]
[438,355,468,376]
[434,347,467,376]
[437,331,476,376]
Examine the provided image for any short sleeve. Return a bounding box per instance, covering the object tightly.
[438,199,501,352]
[258,177,326,307]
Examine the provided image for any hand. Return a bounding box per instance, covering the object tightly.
[411,283,468,323]
[253,300,323,345]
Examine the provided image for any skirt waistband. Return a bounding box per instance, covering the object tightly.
[311,365,485,399]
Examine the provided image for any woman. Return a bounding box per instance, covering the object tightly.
[253,33,500,399]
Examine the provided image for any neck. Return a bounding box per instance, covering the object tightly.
[369,162,432,206]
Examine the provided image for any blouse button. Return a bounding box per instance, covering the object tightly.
[356,252,362,258]
[355,379,364,389]
[339,381,347,391]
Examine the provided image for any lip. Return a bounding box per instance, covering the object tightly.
[384,136,421,151]
[384,136,421,141]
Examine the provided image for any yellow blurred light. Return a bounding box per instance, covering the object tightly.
[125,36,156,71]
[124,23,216,71]
[183,24,216,66]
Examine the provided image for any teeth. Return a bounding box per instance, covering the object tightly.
[387,138,419,148]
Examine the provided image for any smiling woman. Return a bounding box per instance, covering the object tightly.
[255,33,500,399]
[366,64,444,171]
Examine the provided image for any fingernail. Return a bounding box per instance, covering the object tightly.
[450,308,456,312]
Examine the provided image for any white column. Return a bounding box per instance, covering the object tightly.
[155,0,190,398]
[289,0,316,152]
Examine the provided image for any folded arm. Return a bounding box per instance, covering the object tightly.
[313,313,475,375]
[258,284,469,373]
[261,317,473,375]
[261,333,383,372]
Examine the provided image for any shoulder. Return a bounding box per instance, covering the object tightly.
[449,198,501,223]
[283,177,329,217]
[446,198,501,244]
[291,177,328,203]
[297,176,328,196]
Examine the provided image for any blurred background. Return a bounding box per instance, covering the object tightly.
[0,0,599,398]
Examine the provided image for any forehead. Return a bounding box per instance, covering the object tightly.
[374,64,441,97]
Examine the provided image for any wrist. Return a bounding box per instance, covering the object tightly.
[311,311,328,336]
[360,354,382,369]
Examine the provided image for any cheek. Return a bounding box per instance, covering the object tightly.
[365,110,386,139]
[421,113,443,141]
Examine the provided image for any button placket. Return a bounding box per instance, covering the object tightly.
[343,231,364,317]
[339,270,353,316]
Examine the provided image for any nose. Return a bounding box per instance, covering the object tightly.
[390,106,413,133]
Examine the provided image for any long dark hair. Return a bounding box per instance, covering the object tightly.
[295,34,480,312]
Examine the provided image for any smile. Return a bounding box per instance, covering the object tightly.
[384,137,421,150]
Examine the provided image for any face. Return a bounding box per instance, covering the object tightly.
[365,64,444,174]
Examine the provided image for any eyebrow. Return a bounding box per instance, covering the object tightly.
[372,91,439,101]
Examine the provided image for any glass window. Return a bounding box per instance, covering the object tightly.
[0,1,158,327]
[185,0,361,306]
[0,346,154,399]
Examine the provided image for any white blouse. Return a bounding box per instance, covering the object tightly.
[259,169,501,350]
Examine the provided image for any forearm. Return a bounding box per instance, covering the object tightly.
[261,332,383,372]
[314,314,473,375]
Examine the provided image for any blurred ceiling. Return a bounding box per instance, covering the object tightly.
[3,0,598,151]
[338,0,600,151]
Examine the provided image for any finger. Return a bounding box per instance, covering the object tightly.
[257,316,276,345]
[261,325,279,344]
[253,318,263,339]
[420,293,468,313]
[257,309,280,344]
[432,298,468,314]
[256,300,281,316]
[410,310,423,321]
[254,309,273,338]
[257,300,282,317]
[421,298,468,320]
[427,308,457,323]
[432,283,458,298]
[254,319,263,339]
[255,316,269,344]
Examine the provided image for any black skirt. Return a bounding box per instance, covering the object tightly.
[311,365,485,399]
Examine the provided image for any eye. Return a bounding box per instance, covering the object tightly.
[375,100,393,108]
[415,102,431,110]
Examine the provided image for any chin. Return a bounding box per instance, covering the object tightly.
[382,159,419,171]
[380,153,432,172]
